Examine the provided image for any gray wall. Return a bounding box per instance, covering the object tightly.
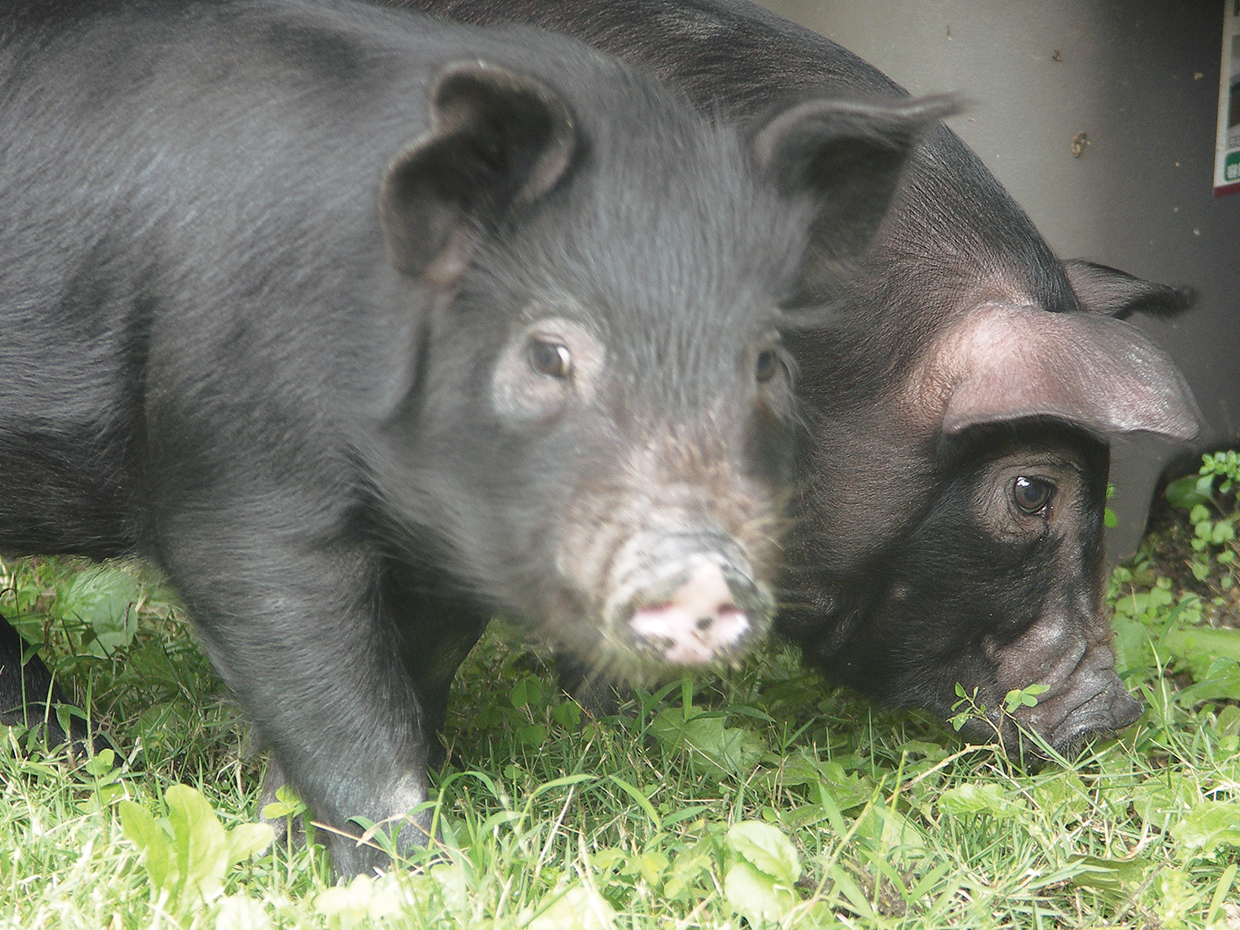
[759,0,1240,559]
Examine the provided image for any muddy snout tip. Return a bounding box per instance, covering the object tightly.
[613,547,773,668]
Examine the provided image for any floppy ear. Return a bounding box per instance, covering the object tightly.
[750,93,959,299]
[380,61,577,287]
[915,304,1202,440]
[1063,259,1197,320]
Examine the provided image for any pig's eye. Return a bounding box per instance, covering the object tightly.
[528,339,572,379]
[1012,476,1054,515]
[755,348,780,383]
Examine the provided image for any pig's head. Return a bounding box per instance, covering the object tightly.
[782,266,1200,758]
[372,58,954,683]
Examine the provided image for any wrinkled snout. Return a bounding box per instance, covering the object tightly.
[605,530,773,669]
[1012,641,1143,757]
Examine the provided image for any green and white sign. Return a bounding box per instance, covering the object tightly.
[1214,1,1240,195]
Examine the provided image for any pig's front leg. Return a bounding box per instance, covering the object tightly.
[159,521,435,876]
[382,564,492,771]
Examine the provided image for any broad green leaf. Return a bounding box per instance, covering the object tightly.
[855,804,929,859]
[226,822,274,866]
[1219,704,1240,737]
[261,784,306,821]
[429,862,470,915]
[83,748,116,778]
[528,886,616,930]
[212,895,271,930]
[118,799,173,893]
[517,724,548,747]
[165,783,231,902]
[814,759,875,811]
[1132,775,1198,825]
[628,850,670,886]
[663,840,714,902]
[650,708,765,778]
[550,701,581,729]
[937,783,1027,819]
[56,566,141,657]
[1004,683,1050,714]
[1170,660,1240,705]
[897,739,951,762]
[768,752,825,789]
[510,677,543,709]
[1069,854,1152,890]
[725,820,801,885]
[1173,801,1240,858]
[1162,625,1240,668]
[326,873,407,924]
[316,874,378,924]
[1164,472,1215,510]
[1112,615,1155,676]
[723,861,797,927]
[1030,773,1091,819]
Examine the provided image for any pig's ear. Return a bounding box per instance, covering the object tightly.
[751,94,958,294]
[1063,259,1197,320]
[921,304,1201,440]
[380,61,576,287]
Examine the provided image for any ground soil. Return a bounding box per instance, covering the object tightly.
[1138,488,1240,629]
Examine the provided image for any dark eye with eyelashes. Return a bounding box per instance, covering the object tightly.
[1012,476,1054,515]
[527,339,572,379]
[755,348,780,383]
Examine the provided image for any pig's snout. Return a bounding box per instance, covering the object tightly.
[1103,686,1144,733]
[1013,641,1144,757]
[606,532,773,668]
[629,559,751,664]
[1045,663,1143,753]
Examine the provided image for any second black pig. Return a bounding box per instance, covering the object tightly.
[0,0,949,874]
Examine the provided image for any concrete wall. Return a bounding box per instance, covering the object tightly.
[758,0,1240,558]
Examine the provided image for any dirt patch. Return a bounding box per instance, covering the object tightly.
[1138,487,1240,629]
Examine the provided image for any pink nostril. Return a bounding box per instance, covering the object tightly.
[628,560,751,665]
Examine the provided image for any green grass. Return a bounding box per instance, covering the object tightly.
[3,461,1240,928]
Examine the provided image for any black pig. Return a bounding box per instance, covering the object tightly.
[391,0,1202,754]
[0,0,949,874]
[0,621,84,747]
